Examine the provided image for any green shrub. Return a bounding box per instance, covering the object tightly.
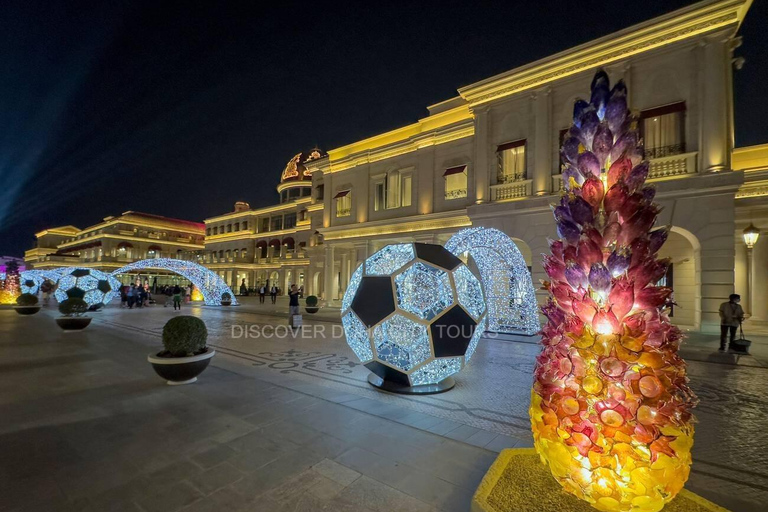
[306,295,318,307]
[162,316,208,357]
[16,293,39,306]
[221,292,232,301]
[59,298,88,317]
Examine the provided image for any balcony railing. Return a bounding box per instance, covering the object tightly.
[648,151,697,180]
[444,188,468,200]
[645,144,685,160]
[336,208,351,217]
[490,179,532,201]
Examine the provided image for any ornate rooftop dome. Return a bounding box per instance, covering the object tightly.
[280,149,326,183]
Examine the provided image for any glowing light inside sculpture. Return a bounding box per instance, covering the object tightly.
[446,227,539,335]
[50,268,122,306]
[341,243,486,386]
[111,258,237,306]
[530,70,696,512]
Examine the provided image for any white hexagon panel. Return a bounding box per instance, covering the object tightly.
[341,243,487,387]
[54,268,121,307]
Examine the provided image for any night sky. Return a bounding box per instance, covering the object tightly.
[2,0,766,257]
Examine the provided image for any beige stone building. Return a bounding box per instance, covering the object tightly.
[302,0,764,333]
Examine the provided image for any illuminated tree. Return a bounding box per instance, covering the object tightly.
[0,260,21,304]
[530,70,697,512]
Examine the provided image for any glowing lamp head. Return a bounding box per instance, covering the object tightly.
[743,223,760,249]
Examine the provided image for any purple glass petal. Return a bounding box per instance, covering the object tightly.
[605,86,628,135]
[588,263,611,293]
[573,100,589,127]
[565,261,588,290]
[561,135,581,165]
[649,228,669,254]
[562,164,585,189]
[577,152,600,178]
[579,108,600,148]
[592,124,613,165]
[607,248,632,277]
[610,131,638,163]
[626,161,650,192]
[641,186,656,203]
[553,204,572,223]
[557,219,581,245]
[568,196,594,226]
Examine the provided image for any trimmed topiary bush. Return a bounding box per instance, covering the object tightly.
[221,292,231,301]
[16,293,39,306]
[59,298,88,317]
[162,316,208,357]
[66,287,86,300]
[306,295,318,307]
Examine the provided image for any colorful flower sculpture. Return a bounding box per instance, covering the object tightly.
[530,70,697,512]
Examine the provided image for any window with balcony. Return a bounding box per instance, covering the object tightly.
[443,166,468,200]
[497,140,526,183]
[271,216,283,231]
[374,170,412,211]
[335,190,351,217]
[213,227,218,235]
[316,184,324,200]
[233,249,239,260]
[260,218,270,233]
[227,224,232,233]
[641,102,685,159]
[218,250,224,260]
[234,223,240,232]
[206,228,211,236]
[284,212,297,229]
[241,248,248,260]
[241,221,247,230]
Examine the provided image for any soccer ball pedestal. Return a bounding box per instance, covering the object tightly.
[471,449,729,512]
[366,373,455,395]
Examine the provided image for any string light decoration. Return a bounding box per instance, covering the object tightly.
[0,260,21,304]
[341,243,486,392]
[111,258,237,306]
[446,227,539,335]
[52,268,122,306]
[530,70,696,512]
[20,270,47,295]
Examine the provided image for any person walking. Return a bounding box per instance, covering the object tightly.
[172,284,182,310]
[718,293,745,352]
[127,285,135,309]
[259,284,266,304]
[270,285,277,304]
[120,285,128,308]
[240,279,248,296]
[288,284,300,328]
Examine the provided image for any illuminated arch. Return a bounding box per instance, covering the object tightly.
[111,258,237,306]
[446,227,539,335]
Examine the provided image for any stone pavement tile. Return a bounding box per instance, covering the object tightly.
[136,480,204,512]
[425,418,465,436]
[256,418,323,446]
[392,467,476,512]
[228,442,294,473]
[179,485,253,512]
[336,475,436,512]
[306,433,353,459]
[396,411,446,431]
[230,447,326,501]
[146,459,204,487]
[226,428,301,455]
[308,476,346,500]
[312,458,362,486]
[464,428,499,448]
[187,462,244,495]
[0,474,66,511]
[483,433,519,452]
[444,423,480,442]
[190,443,238,469]
[54,454,143,501]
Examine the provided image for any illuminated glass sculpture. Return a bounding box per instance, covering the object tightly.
[111,258,237,306]
[53,268,122,306]
[341,243,486,393]
[446,227,539,335]
[530,70,697,512]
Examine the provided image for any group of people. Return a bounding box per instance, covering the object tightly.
[120,283,192,311]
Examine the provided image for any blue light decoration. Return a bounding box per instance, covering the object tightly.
[111,258,237,306]
[341,243,486,391]
[52,268,122,306]
[446,227,540,335]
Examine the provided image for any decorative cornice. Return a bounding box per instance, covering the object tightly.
[458,1,748,107]
[320,211,471,241]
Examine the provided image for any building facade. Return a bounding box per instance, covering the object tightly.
[202,150,321,293]
[25,0,768,333]
[25,212,205,285]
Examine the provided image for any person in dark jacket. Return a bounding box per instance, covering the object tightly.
[172,285,182,310]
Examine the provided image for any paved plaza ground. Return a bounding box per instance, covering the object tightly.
[1,300,767,512]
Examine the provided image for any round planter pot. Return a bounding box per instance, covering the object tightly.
[148,349,215,385]
[14,305,41,316]
[221,300,232,306]
[305,306,320,314]
[56,317,92,331]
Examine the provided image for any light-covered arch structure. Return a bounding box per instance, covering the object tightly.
[446,227,539,335]
[111,258,237,306]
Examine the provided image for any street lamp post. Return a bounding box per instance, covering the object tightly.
[743,223,760,316]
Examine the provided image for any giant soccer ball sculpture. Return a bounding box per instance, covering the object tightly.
[54,268,121,307]
[341,243,486,393]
